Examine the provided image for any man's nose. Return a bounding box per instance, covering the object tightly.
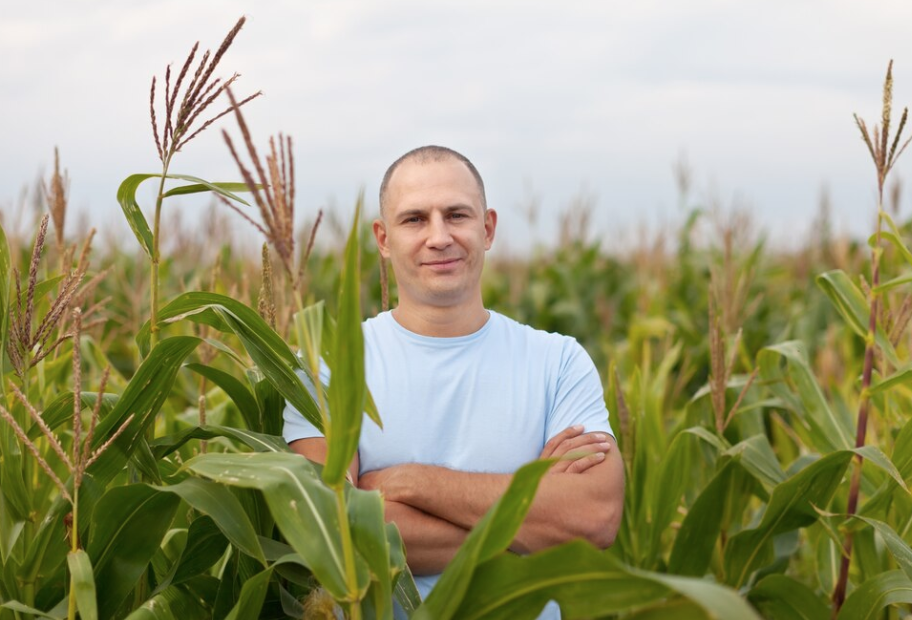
[426,215,453,248]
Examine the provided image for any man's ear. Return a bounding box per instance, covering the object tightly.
[372,219,390,258]
[484,209,497,251]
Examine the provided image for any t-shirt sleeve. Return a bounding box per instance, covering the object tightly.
[545,338,614,441]
[282,364,330,444]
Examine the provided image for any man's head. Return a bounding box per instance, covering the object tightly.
[379,145,487,219]
[373,146,497,314]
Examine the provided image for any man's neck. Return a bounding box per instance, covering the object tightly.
[391,301,489,338]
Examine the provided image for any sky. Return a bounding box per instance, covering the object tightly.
[2,1,912,255]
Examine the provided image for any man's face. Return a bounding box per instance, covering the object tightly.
[373,157,497,311]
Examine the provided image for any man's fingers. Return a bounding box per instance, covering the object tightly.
[550,433,612,458]
[565,451,606,474]
[540,424,584,458]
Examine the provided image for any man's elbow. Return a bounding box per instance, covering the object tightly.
[581,499,622,549]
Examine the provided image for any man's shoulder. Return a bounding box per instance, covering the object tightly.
[488,311,581,352]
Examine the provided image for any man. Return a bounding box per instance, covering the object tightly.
[283,146,624,615]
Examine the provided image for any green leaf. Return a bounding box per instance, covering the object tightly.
[87,484,181,619]
[724,434,786,488]
[185,363,260,432]
[29,392,118,439]
[115,173,158,256]
[669,463,735,576]
[123,584,210,620]
[150,424,290,457]
[837,570,912,620]
[758,342,854,453]
[874,272,912,293]
[165,516,228,586]
[649,429,695,561]
[853,516,912,583]
[871,229,912,267]
[325,198,366,487]
[416,459,553,620]
[640,570,762,620]
[67,549,98,620]
[183,452,356,601]
[451,541,761,620]
[87,336,201,485]
[253,374,285,437]
[154,478,265,565]
[0,601,64,619]
[223,566,273,620]
[854,445,909,492]
[141,292,323,432]
[747,574,827,620]
[453,542,669,619]
[816,270,899,366]
[869,366,912,395]
[161,179,251,204]
[348,488,392,618]
[724,450,853,588]
[391,525,421,614]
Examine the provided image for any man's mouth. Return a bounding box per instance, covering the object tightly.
[423,258,462,269]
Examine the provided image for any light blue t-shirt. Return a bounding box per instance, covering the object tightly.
[283,310,613,617]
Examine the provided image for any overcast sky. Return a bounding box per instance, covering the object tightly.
[2,1,911,253]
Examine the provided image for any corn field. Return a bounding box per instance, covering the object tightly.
[3,18,912,620]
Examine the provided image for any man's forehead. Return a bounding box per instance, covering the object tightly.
[386,159,483,203]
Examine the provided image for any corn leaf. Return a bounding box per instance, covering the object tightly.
[185,363,260,432]
[390,524,421,613]
[837,570,912,620]
[724,434,786,488]
[30,392,118,439]
[123,584,210,620]
[816,270,899,366]
[223,566,273,620]
[153,478,265,565]
[669,462,736,576]
[141,292,323,432]
[853,516,912,583]
[87,336,201,485]
[348,488,393,619]
[183,451,363,601]
[453,542,669,619]
[161,516,228,587]
[869,366,912,395]
[150,425,290,458]
[161,177,252,204]
[0,601,63,619]
[415,459,553,620]
[67,550,98,620]
[115,173,158,256]
[747,574,828,620]
[724,450,853,588]
[758,341,854,453]
[451,540,761,620]
[325,198,366,487]
[854,445,909,492]
[870,229,912,267]
[87,484,181,619]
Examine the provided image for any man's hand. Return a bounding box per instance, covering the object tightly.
[540,425,613,474]
[359,465,414,501]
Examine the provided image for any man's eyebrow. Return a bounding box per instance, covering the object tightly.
[396,205,474,219]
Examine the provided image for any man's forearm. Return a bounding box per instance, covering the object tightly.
[383,500,469,574]
[364,449,624,554]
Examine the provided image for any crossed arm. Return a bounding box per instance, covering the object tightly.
[289,426,624,574]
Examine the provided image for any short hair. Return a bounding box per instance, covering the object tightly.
[379,145,487,216]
